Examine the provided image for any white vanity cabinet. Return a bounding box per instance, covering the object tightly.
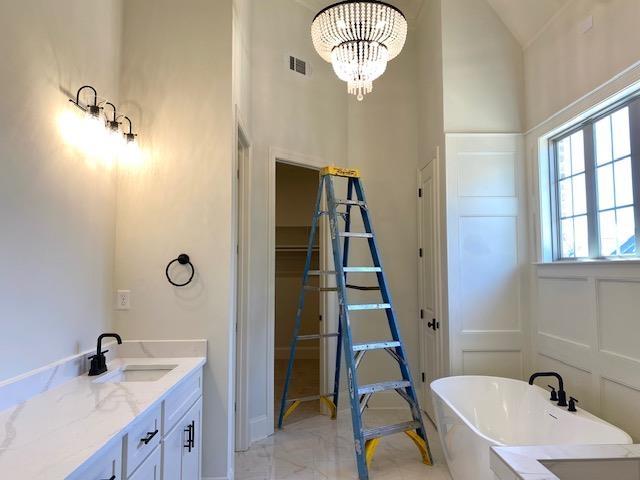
[65,365,203,480]
[162,397,202,480]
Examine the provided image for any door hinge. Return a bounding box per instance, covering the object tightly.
[421,372,425,382]
[419,248,423,258]
[420,309,424,319]
[418,188,422,198]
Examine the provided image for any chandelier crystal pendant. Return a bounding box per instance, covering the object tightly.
[311,1,407,101]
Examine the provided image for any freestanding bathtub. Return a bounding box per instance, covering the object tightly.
[430,376,632,480]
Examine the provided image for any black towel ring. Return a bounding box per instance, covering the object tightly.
[165,253,195,287]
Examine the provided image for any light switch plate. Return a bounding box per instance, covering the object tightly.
[116,290,131,310]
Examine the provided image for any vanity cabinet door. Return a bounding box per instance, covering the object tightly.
[162,417,183,480]
[162,397,202,480]
[180,397,202,480]
[128,445,161,480]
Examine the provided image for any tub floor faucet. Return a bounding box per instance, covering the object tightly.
[528,371,568,407]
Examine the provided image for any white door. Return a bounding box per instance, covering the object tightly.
[418,159,440,421]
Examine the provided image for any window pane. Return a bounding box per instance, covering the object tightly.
[557,137,572,178]
[561,218,575,258]
[611,107,631,159]
[599,210,617,256]
[597,163,615,211]
[571,131,585,174]
[573,173,587,215]
[617,207,636,255]
[574,215,589,257]
[614,157,634,207]
[559,178,573,217]
[595,116,613,165]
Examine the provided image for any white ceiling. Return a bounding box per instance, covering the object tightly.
[295,0,569,48]
[485,0,569,47]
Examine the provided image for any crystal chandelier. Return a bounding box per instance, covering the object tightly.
[311,1,407,101]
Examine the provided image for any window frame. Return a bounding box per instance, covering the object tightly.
[548,94,640,261]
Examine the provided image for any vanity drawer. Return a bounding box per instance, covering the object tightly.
[123,404,161,478]
[163,368,202,433]
[66,440,122,480]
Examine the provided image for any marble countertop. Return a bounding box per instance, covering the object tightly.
[491,444,640,479]
[0,355,205,479]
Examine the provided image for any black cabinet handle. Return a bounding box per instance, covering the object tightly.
[140,429,158,445]
[184,420,195,452]
[100,476,116,480]
[427,319,437,331]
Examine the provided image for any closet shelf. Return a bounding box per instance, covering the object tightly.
[276,245,319,252]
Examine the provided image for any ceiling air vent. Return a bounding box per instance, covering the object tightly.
[289,56,307,75]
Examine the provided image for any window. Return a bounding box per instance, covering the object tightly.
[550,96,640,260]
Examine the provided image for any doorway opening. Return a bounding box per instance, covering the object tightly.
[274,162,322,426]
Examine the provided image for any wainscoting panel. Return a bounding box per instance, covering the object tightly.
[597,279,640,363]
[446,134,526,376]
[533,264,640,442]
[459,216,519,332]
[537,277,591,347]
[601,377,640,441]
[462,350,522,379]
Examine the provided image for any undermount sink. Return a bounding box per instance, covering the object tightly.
[93,364,178,383]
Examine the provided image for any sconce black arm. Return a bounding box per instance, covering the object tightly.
[69,85,101,116]
[117,115,137,142]
[165,253,195,287]
[104,102,120,130]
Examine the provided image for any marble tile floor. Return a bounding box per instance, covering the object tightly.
[235,409,452,479]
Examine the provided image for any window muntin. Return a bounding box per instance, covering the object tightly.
[550,98,639,260]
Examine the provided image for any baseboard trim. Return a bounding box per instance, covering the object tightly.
[250,414,270,442]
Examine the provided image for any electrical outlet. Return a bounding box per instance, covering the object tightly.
[116,290,131,310]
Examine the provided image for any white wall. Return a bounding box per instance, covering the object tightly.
[441,0,524,133]
[524,0,640,131]
[0,0,122,381]
[524,0,640,441]
[246,0,347,435]
[114,1,235,478]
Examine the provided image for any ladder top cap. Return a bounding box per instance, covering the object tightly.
[320,166,360,178]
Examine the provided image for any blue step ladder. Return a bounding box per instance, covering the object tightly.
[277,166,433,480]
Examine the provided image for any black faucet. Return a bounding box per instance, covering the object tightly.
[88,333,123,376]
[528,371,568,407]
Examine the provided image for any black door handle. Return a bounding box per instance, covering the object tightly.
[427,319,437,331]
[140,429,158,445]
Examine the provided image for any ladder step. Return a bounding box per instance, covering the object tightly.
[287,393,335,403]
[343,267,381,273]
[304,285,339,292]
[339,232,373,238]
[346,284,380,291]
[358,380,411,395]
[335,199,367,207]
[297,333,339,340]
[347,303,391,311]
[362,420,421,441]
[308,270,337,275]
[353,341,401,351]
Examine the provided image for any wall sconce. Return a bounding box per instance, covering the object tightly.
[61,84,143,167]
